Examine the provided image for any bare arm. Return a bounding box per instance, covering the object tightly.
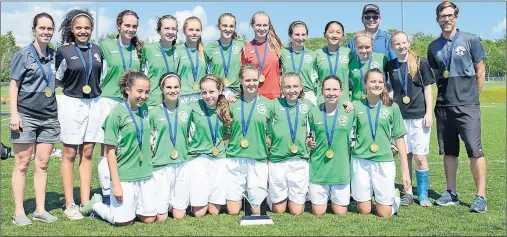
[9,80,21,132]
[423,85,433,128]
[394,137,411,191]
[474,61,486,94]
[105,145,123,203]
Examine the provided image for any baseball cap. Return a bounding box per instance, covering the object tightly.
[363,4,380,15]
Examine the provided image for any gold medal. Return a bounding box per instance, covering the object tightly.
[259,74,265,82]
[240,139,249,149]
[325,149,334,159]
[443,70,449,78]
[192,84,200,91]
[224,79,231,87]
[82,85,92,94]
[402,96,410,104]
[212,147,220,156]
[290,144,298,154]
[170,149,178,160]
[44,87,52,97]
[370,143,379,153]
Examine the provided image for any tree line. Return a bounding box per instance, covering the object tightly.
[1,29,505,82]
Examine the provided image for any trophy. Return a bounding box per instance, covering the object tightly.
[238,188,274,226]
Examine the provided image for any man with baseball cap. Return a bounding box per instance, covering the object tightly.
[347,4,397,60]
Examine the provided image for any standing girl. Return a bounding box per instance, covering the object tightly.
[225,64,272,215]
[205,13,246,101]
[142,15,179,108]
[55,9,104,220]
[241,11,282,100]
[149,73,192,220]
[315,21,351,104]
[385,31,435,207]
[86,71,156,226]
[280,21,318,105]
[349,31,388,101]
[97,10,143,206]
[176,16,207,104]
[267,72,313,215]
[9,12,59,226]
[187,74,232,217]
[351,68,410,217]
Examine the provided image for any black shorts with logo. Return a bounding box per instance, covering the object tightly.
[435,105,484,158]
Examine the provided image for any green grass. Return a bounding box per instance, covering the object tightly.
[0,84,506,236]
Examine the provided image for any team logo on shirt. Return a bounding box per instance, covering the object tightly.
[143,110,148,117]
[372,61,381,69]
[179,111,189,122]
[338,115,348,126]
[232,46,241,55]
[455,46,466,56]
[304,55,313,63]
[133,54,139,61]
[94,53,101,62]
[70,56,79,60]
[299,104,309,114]
[339,55,349,64]
[380,108,389,119]
[257,104,267,115]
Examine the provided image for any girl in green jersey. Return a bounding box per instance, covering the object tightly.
[97,10,143,207]
[350,68,410,218]
[267,72,313,215]
[187,74,232,217]
[149,73,192,221]
[177,17,207,104]
[280,21,318,105]
[225,64,271,216]
[87,71,156,226]
[306,75,355,216]
[205,13,245,101]
[142,15,179,108]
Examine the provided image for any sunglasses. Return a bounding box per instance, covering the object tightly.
[363,15,379,20]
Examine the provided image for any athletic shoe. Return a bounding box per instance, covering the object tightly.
[435,190,460,206]
[64,203,84,220]
[12,214,32,226]
[81,194,103,216]
[32,211,57,223]
[469,195,487,213]
[400,194,414,206]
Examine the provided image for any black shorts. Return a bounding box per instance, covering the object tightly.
[435,105,484,158]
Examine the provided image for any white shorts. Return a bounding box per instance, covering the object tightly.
[304,91,317,106]
[351,158,396,206]
[152,166,171,214]
[404,118,431,155]
[268,158,309,205]
[99,97,124,142]
[57,94,102,145]
[167,162,189,211]
[110,178,157,223]
[309,183,350,206]
[187,155,228,206]
[226,158,268,207]
[180,93,201,104]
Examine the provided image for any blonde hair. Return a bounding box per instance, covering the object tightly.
[217,13,238,40]
[391,31,419,80]
[280,72,305,99]
[183,16,204,59]
[250,11,282,56]
[354,30,373,46]
[238,64,260,97]
[364,68,392,106]
[199,74,232,126]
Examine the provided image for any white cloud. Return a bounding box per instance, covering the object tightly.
[492,17,506,34]
[237,21,250,37]
[95,7,115,40]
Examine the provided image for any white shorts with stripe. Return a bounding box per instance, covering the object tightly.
[404,118,431,155]
[56,94,102,144]
[109,178,157,223]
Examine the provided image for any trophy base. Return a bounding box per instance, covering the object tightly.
[239,215,274,226]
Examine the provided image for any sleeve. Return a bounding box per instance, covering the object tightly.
[308,109,315,134]
[265,100,275,137]
[141,46,148,75]
[382,55,389,70]
[384,64,393,92]
[470,36,487,63]
[426,43,439,70]
[346,38,354,50]
[390,103,407,139]
[241,44,248,65]
[420,58,436,86]
[55,49,67,81]
[9,50,27,81]
[102,110,121,147]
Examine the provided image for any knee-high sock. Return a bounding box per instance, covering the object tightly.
[93,202,114,224]
[416,169,430,202]
[98,156,111,205]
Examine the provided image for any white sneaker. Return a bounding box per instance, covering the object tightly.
[64,203,84,220]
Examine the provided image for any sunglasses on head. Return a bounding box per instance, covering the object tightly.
[363,15,379,20]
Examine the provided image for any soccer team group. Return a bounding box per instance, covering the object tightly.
[8,1,488,227]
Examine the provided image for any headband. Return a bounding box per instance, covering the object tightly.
[71,13,92,22]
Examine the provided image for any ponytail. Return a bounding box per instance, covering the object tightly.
[390,30,419,80]
[364,68,392,106]
[250,11,282,56]
[218,13,239,40]
[119,70,149,99]
[183,16,205,60]
[116,10,143,59]
[199,74,233,126]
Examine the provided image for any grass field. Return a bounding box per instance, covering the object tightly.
[0,82,505,236]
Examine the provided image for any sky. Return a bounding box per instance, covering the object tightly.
[1,1,506,47]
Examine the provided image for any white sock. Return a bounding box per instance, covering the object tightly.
[93,202,114,224]
[98,156,111,196]
[392,196,400,215]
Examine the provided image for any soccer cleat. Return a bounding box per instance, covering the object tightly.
[400,194,414,206]
[435,190,460,206]
[469,195,487,213]
[81,194,103,216]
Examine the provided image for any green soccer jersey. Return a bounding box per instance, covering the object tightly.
[100,39,142,99]
[315,47,352,103]
[351,100,407,162]
[308,104,355,185]
[102,103,152,182]
[349,52,388,101]
[226,95,272,161]
[280,47,318,94]
[204,39,246,94]
[149,102,192,170]
[267,98,313,163]
[142,42,179,107]
[188,99,227,159]
[176,44,207,96]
